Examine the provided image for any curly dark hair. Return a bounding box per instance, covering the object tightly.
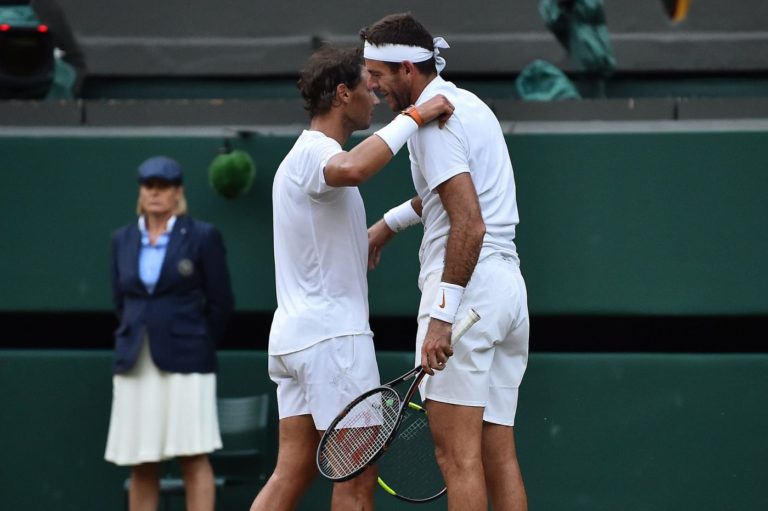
[297,46,364,118]
[359,12,436,75]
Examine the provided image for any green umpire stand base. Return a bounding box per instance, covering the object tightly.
[1,350,767,510]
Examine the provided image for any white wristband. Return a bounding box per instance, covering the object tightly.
[383,200,421,232]
[374,114,419,155]
[429,282,465,324]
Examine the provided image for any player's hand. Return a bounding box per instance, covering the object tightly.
[421,318,453,375]
[367,219,396,270]
[416,94,455,129]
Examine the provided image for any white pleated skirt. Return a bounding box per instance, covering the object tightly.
[104,338,222,466]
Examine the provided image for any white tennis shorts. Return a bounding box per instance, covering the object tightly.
[417,254,529,426]
[268,334,381,430]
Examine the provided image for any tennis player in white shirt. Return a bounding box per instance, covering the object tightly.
[363,13,530,511]
[250,46,453,511]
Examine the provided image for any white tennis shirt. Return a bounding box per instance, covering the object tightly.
[269,130,372,355]
[408,76,520,288]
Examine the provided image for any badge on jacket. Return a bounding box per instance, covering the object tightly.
[177,258,194,277]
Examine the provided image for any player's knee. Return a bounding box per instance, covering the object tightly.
[331,478,375,510]
[434,446,482,476]
[338,473,376,494]
[271,461,316,490]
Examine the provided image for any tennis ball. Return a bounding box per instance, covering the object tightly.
[385,398,394,407]
[208,149,256,199]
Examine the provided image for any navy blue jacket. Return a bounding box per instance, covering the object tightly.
[110,215,234,374]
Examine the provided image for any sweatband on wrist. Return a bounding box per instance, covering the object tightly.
[401,105,424,127]
[374,114,419,155]
[429,282,465,324]
[383,200,421,232]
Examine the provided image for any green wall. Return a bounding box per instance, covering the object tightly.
[1,127,766,315]
[1,350,766,510]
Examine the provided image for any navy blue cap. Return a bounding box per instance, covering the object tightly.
[137,156,183,184]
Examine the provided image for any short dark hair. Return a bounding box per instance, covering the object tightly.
[359,13,436,75]
[297,46,364,118]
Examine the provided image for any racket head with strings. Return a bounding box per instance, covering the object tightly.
[316,383,406,481]
[376,401,446,503]
[316,308,481,482]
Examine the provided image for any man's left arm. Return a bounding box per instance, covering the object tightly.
[367,196,422,270]
[421,173,485,374]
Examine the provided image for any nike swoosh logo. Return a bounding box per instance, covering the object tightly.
[439,290,446,309]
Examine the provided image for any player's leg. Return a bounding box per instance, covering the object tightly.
[330,465,378,511]
[482,260,529,510]
[251,350,320,511]
[128,462,160,511]
[252,336,381,511]
[311,335,381,511]
[415,270,491,510]
[179,453,215,511]
[249,414,319,511]
[426,401,487,511]
[482,423,527,510]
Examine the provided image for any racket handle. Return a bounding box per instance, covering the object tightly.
[450,308,480,345]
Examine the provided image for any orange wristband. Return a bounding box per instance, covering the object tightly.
[401,105,425,127]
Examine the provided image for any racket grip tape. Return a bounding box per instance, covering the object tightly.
[450,308,480,345]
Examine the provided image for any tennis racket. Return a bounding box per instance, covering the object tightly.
[316,308,480,483]
[376,401,446,503]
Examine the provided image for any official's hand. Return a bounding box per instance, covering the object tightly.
[420,318,453,375]
[416,94,455,129]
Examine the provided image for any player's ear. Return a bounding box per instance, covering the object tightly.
[401,61,415,76]
[336,83,350,103]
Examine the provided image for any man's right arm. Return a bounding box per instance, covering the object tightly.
[323,96,454,187]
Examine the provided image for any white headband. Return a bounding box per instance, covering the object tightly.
[364,37,450,73]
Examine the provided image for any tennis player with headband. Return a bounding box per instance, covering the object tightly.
[249,46,453,511]
[363,13,530,511]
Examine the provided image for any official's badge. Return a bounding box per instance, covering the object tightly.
[177,259,194,277]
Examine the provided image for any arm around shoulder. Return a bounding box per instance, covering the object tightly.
[323,95,454,187]
[323,134,397,187]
